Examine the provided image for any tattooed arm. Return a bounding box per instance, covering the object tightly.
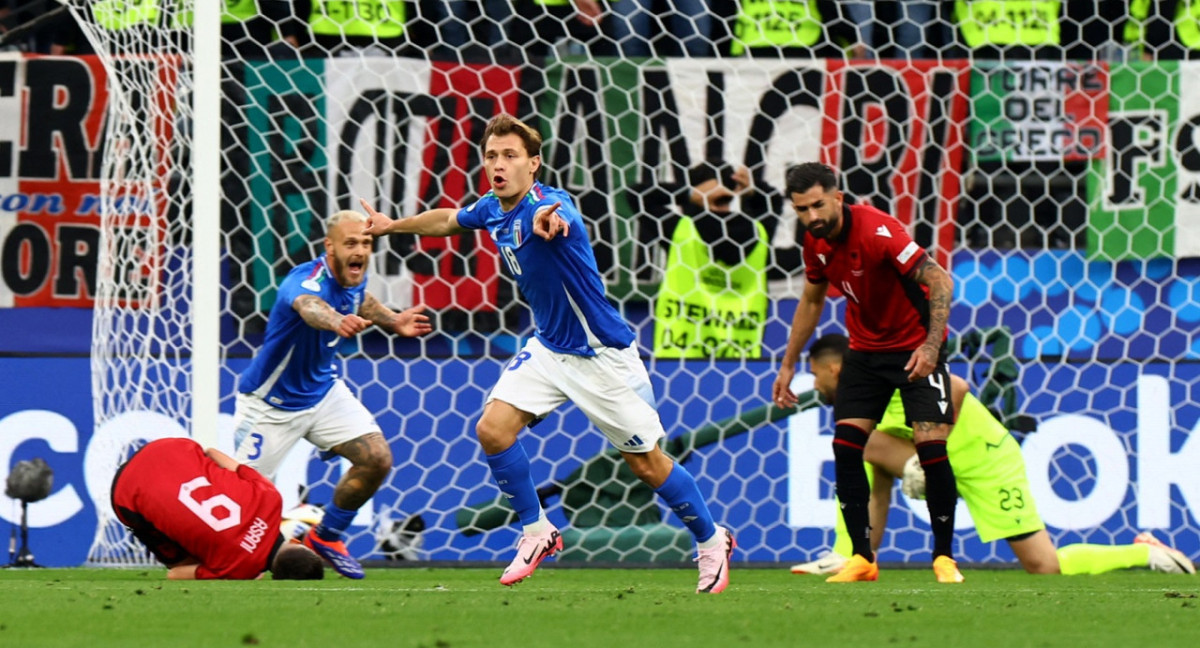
[358,293,433,338]
[904,256,954,381]
[293,294,370,338]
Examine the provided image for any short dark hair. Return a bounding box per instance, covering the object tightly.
[785,162,839,195]
[480,113,543,159]
[270,544,325,580]
[808,333,848,362]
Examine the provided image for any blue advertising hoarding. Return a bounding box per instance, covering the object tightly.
[3,351,1197,566]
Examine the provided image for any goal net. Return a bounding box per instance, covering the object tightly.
[60,0,197,564]
[74,2,1199,567]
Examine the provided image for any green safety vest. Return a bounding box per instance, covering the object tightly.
[730,0,823,56]
[310,0,406,38]
[1124,0,1151,45]
[653,216,769,359]
[954,1,1061,48]
[223,0,258,24]
[1177,0,1200,49]
[93,0,160,30]
[92,0,191,30]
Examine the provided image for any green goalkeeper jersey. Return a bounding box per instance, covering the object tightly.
[878,386,1043,542]
[877,388,1011,449]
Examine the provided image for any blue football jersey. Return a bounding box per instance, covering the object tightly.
[457,182,635,356]
[237,256,367,409]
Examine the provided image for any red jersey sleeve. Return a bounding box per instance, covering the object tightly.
[875,216,927,278]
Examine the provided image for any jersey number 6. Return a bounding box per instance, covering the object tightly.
[178,476,243,532]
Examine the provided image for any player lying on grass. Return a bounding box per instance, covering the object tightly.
[789,333,1196,577]
[112,438,325,580]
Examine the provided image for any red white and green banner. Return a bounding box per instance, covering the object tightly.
[241,58,529,318]
[238,57,973,309]
[969,60,1109,162]
[1087,60,1200,261]
[11,54,1200,313]
[539,57,972,281]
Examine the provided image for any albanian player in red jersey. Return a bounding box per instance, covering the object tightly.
[771,162,962,584]
[111,438,324,580]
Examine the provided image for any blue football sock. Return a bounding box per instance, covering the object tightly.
[485,442,543,527]
[315,504,357,541]
[655,463,717,544]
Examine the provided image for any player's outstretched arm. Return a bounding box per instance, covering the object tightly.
[293,294,370,338]
[205,447,241,471]
[166,557,201,580]
[359,293,433,338]
[773,280,828,407]
[359,198,465,237]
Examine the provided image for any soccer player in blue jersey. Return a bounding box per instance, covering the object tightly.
[360,113,735,593]
[233,210,433,579]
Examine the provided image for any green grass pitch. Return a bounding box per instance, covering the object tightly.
[1,566,1197,647]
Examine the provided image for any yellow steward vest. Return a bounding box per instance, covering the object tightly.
[223,0,258,24]
[653,216,769,359]
[310,0,406,38]
[954,0,1061,48]
[1177,0,1200,49]
[731,0,822,56]
[93,0,160,30]
[93,0,192,30]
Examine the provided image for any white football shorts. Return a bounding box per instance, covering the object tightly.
[487,337,666,453]
[232,379,381,479]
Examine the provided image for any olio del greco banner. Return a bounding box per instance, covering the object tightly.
[1088,60,1200,261]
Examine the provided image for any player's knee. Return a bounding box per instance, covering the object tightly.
[363,447,392,478]
[344,435,392,479]
[474,417,517,454]
[1019,548,1061,574]
[623,449,672,487]
[624,456,656,484]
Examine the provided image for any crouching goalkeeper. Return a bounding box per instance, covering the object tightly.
[790,333,1196,577]
[111,437,325,580]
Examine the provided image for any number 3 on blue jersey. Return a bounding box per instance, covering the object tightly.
[243,432,264,461]
[507,351,532,371]
[500,245,523,275]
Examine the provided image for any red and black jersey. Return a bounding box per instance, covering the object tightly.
[111,438,283,580]
[803,203,943,352]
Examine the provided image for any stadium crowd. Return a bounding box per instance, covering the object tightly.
[2,2,1197,62]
